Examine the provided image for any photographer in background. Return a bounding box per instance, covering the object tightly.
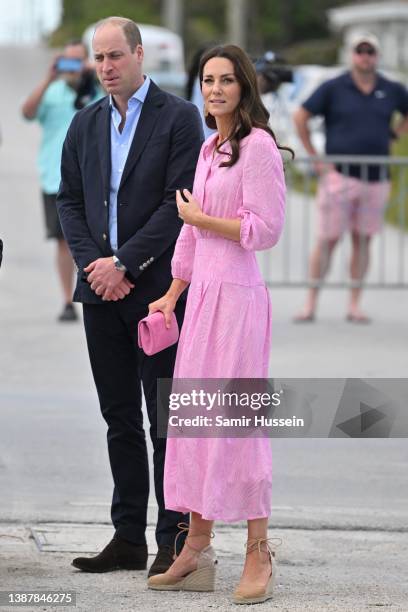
[255,51,294,147]
[22,40,102,322]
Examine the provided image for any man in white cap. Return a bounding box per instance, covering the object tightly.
[293,33,408,322]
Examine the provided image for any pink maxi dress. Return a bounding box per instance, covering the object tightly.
[164,127,286,521]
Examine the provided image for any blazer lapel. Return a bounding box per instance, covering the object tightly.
[119,81,165,189]
[95,98,111,197]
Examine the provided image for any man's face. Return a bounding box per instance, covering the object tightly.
[60,44,87,88]
[92,24,144,99]
[352,43,378,74]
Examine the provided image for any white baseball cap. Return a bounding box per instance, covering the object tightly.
[349,32,380,53]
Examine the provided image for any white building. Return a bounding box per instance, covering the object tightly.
[328,1,408,71]
[0,0,62,44]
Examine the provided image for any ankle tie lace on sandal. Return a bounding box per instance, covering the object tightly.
[245,536,282,558]
[173,522,215,560]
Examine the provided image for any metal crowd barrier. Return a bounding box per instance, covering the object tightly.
[258,155,408,289]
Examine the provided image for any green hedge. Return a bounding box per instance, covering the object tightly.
[387,135,408,230]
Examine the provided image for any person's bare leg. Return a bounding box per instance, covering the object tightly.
[236,518,271,588]
[56,239,75,304]
[347,231,371,321]
[294,238,338,320]
[165,512,214,577]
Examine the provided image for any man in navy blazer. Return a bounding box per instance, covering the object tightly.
[57,16,203,576]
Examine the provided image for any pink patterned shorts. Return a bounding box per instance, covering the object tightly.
[317,169,391,240]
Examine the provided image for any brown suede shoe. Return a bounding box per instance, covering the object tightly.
[72,537,147,573]
[148,545,175,577]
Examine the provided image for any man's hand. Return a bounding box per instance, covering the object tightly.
[102,278,135,301]
[47,55,60,84]
[312,159,335,176]
[84,257,135,301]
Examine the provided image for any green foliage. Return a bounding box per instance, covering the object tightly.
[52,0,349,59]
[183,0,225,63]
[283,38,341,66]
[388,135,408,230]
[50,0,161,46]
[249,0,346,54]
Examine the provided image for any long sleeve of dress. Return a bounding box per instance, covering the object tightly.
[238,134,286,251]
[171,222,196,283]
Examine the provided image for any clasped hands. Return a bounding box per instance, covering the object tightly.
[84,258,134,301]
[84,189,202,302]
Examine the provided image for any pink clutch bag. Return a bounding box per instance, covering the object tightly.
[137,311,179,356]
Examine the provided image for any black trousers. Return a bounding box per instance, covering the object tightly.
[83,299,188,548]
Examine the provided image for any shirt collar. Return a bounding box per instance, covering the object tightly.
[345,70,380,91]
[109,74,151,110]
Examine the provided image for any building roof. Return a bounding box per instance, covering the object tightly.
[328,1,408,30]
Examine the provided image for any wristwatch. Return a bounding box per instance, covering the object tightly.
[112,255,127,273]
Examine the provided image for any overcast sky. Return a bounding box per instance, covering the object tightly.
[0,0,62,44]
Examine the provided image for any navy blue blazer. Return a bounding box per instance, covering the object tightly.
[57,80,204,304]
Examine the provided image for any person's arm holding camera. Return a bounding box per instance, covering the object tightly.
[21,56,59,120]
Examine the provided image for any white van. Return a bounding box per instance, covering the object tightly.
[83,23,186,96]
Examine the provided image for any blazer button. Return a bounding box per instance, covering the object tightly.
[103,200,107,207]
[102,233,107,241]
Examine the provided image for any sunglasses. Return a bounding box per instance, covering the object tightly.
[354,46,377,56]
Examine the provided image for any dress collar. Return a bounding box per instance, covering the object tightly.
[202,133,231,162]
[202,129,255,162]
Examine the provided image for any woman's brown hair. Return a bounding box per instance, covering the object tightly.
[199,44,294,167]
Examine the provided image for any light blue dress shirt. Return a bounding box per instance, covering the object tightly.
[109,75,151,251]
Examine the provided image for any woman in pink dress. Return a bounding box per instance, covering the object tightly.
[147,45,288,604]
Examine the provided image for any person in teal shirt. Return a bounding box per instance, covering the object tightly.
[22,40,103,321]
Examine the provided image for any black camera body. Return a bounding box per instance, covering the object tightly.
[74,69,99,110]
[255,52,294,94]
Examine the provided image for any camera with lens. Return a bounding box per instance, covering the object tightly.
[74,69,99,110]
[255,51,293,94]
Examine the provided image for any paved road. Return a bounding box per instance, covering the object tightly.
[2,522,407,612]
[0,45,407,611]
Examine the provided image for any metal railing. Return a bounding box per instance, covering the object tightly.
[259,155,408,289]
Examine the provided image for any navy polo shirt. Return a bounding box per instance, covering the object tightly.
[303,71,408,181]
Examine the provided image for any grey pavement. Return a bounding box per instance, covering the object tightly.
[2,523,408,612]
[0,45,408,611]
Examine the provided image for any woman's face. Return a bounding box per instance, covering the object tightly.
[202,57,242,121]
